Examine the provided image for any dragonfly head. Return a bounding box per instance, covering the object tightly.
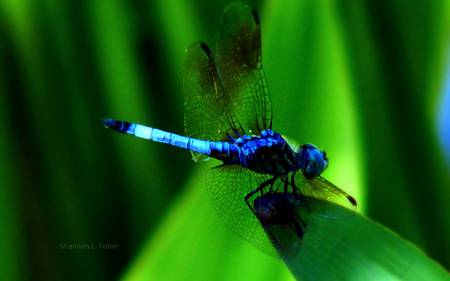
[296,144,328,178]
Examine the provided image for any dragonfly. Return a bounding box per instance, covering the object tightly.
[103,2,356,256]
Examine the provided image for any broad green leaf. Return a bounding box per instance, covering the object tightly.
[121,169,449,281]
[263,198,449,281]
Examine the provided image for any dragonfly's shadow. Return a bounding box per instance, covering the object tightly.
[253,193,354,259]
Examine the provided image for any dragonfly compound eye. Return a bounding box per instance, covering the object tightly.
[297,144,328,178]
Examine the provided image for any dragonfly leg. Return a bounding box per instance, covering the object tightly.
[280,176,296,194]
[245,176,277,214]
[284,175,309,237]
[290,173,311,213]
[290,173,299,195]
[283,175,289,193]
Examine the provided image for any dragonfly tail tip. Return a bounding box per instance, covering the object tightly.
[101,118,115,129]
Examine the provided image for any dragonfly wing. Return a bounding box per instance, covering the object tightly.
[215,2,272,135]
[184,43,245,161]
[293,172,357,218]
[207,164,278,256]
[184,2,272,160]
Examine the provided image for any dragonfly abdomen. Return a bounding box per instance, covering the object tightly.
[103,119,240,159]
[209,141,240,162]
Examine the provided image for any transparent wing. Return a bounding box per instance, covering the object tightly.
[184,3,272,162]
[183,42,245,161]
[293,172,357,211]
[207,164,279,256]
[215,2,272,135]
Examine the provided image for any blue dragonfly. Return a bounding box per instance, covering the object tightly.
[103,2,356,255]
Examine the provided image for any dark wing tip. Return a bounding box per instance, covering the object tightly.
[251,8,260,25]
[347,195,357,207]
[199,42,212,56]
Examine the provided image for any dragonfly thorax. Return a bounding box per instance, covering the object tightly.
[235,129,299,175]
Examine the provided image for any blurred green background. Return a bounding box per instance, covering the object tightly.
[0,0,449,280]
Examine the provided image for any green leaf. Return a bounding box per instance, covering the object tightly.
[121,169,449,281]
[264,198,449,281]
